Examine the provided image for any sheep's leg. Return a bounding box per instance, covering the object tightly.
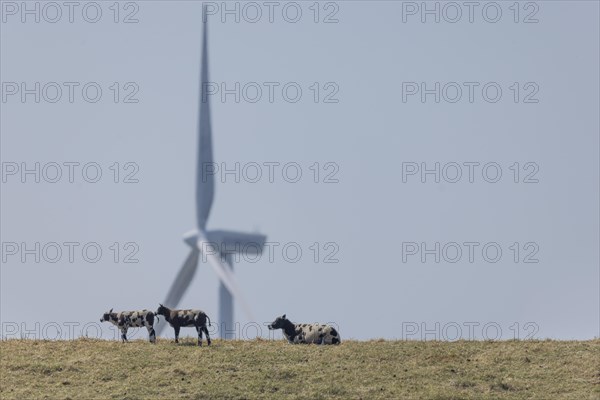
[203,326,211,346]
[174,326,180,343]
[317,334,325,345]
[147,325,156,343]
[121,327,128,343]
[196,325,203,346]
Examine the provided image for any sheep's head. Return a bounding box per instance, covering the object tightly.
[156,304,169,316]
[100,308,113,322]
[268,314,288,330]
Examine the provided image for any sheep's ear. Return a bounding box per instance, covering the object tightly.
[109,308,113,313]
[282,314,286,319]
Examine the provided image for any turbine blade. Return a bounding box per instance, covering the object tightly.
[156,248,200,335]
[196,13,214,230]
[197,233,255,322]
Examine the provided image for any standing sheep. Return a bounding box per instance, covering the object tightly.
[100,308,158,343]
[156,304,212,346]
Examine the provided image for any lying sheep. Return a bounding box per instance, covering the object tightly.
[268,314,341,345]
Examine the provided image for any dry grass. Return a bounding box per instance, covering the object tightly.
[1,338,598,399]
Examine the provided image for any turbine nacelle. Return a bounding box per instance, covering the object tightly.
[183,229,267,256]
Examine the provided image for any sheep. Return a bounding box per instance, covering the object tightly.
[155,304,212,346]
[100,308,158,343]
[268,314,341,345]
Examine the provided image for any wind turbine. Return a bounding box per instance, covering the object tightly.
[156,12,266,339]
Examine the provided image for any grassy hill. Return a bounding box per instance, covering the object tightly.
[1,338,598,399]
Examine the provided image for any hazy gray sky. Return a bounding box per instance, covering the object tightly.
[1,1,598,341]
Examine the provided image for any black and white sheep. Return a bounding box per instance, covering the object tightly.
[100,308,158,343]
[268,314,341,345]
[155,304,212,346]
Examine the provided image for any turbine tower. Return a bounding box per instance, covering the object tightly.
[157,12,266,339]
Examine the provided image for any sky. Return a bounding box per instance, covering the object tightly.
[1,1,598,341]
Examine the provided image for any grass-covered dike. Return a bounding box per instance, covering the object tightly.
[1,338,598,399]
